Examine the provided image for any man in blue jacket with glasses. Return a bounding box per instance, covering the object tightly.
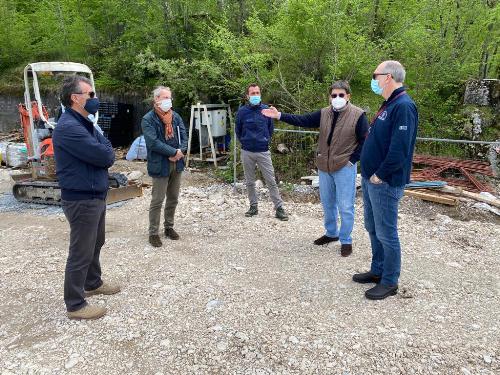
[353,61,418,300]
[53,76,119,320]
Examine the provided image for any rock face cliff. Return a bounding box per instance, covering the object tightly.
[461,79,499,175]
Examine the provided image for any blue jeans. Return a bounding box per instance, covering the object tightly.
[318,163,357,244]
[362,177,405,286]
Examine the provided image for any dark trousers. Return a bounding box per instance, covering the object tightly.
[62,199,106,312]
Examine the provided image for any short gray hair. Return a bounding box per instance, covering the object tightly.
[60,75,92,107]
[152,86,172,99]
[329,80,351,94]
[383,61,406,83]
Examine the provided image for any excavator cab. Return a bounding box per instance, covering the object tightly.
[13,62,142,204]
[20,62,98,180]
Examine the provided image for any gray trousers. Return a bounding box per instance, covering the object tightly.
[149,162,182,235]
[241,149,283,209]
[62,198,106,312]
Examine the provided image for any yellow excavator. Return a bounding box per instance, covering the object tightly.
[12,62,141,204]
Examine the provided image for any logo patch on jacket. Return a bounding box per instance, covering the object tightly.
[399,125,407,130]
[378,111,388,121]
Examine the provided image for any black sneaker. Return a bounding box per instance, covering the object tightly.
[365,284,398,300]
[245,205,258,217]
[165,227,180,240]
[149,235,162,247]
[275,207,289,221]
[352,271,381,284]
[313,235,339,245]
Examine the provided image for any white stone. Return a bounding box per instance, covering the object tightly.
[235,332,249,342]
[289,336,299,344]
[216,341,228,352]
[206,299,222,311]
[470,324,481,331]
[127,170,143,181]
[65,356,79,369]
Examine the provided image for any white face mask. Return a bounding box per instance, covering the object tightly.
[158,98,172,112]
[331,97,347,110]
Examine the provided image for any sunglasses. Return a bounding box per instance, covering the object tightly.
[372,73,390,80]
[75,91,96,98]
[330,93,346,98]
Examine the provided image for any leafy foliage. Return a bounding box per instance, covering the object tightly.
[0,0,498,140]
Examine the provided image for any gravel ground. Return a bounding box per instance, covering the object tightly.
[0,161,499,375]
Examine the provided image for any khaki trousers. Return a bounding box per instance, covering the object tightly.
[149,162,182,235]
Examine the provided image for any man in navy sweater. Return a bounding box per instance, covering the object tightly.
[235,84,288,221]
[353,61,418,300]
[53,76,119,320]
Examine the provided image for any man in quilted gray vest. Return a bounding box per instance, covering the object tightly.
[262,81,369,256]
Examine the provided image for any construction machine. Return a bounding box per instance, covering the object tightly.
[12,62,141,204]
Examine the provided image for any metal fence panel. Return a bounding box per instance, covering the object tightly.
[232,124,499,184]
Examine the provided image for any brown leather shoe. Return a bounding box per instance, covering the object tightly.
[67,304,107,320]
[165,227,180,240]
[149,235,162,247]
[341,244,352,257]
[84,281,121,297]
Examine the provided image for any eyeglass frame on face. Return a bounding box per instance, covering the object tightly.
[372,72,391,80]
[330,93,346,98]
[74,91,96,98]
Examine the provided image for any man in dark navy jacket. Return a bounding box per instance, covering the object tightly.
[53,76,119,320]
[235,83,288,221]
[353,61,418,300]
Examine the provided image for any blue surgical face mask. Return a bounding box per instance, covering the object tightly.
[371,79,383,95]
[159,98,172,112]
[249,95,261,106]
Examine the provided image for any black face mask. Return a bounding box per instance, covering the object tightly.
[84,98,100,115]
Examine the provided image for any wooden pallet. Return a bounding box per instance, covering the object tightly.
[404,189,458,206]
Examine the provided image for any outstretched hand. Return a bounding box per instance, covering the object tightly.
[261,106,280,119]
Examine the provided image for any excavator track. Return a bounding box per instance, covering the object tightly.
[12,175,141,206]
[13,180,61,205]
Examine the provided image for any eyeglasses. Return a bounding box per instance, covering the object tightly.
[75,91,96,98]
[330,93,346,98]
[372,73,390,80]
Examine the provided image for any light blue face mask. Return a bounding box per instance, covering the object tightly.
[249,95,261,105]
[371,79,383,95]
